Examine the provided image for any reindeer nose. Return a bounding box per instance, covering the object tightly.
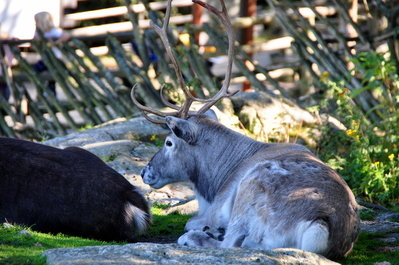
[140,167,147,178]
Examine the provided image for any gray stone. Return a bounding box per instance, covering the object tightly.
[228,91,323,147]
[164,198,198,215]
[131,143,162,161]
[94,117,170,142]
[44,130,115,148]
[361,220,399,234]
[83,140,141,161]
[42,243,339,265]
[17,229,32,237]
[44,117,170,148]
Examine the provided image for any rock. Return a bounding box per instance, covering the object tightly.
[227,91,322,147]
[45,130,115,148]
[361,220,399,234]
[231,91,317,127]
[83,140,141,161]
[131,142,162,161]
[164,198,198,215]
[17,229,32,237]
[3,222,15,228]
[42,243,339,265]
[44,117,170,148]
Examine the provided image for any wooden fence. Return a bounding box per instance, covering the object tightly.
[0,0,397,139]
[0,0,293,139]
[0,37,136,139]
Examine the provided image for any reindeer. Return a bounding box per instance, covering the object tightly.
[131,0,359,260]
[0,137,151,242]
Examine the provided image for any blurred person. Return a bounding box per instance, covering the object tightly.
[32,11,70,97]
[0,31,16,101]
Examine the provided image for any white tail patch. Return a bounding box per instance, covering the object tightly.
[124,202,150,234]
[299,221,329,254]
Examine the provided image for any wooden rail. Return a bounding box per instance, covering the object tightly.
[69,15,193,38]
[64,0,193,26]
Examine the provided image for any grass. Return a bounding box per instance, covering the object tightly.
[101,153,119,163]
[150,203,191,237]
[0,224,112,265]
[0,203,191,265]
[337,207,399,265]
[339,232,399,265]
[1,204,399,265]
[134,203,192,243]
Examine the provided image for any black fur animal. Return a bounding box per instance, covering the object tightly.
[0,137,151,242]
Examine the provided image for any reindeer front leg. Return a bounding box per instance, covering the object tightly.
[178,230,222,247]
[178,222,247,248]
[185,188,235,231]
[178,191,235,247]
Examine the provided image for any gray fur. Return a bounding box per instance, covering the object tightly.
[141,114,360,260]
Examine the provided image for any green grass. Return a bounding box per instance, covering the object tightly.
[101,153,118,163]
[134,202,192,243]
[150,203,191,237]
[0,224,113,265]
[339,232,399,265]
[0,204,191,265]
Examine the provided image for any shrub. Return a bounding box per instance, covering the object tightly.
[318,52,399,205]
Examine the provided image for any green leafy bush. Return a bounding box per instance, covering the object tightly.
[318,52,399,205]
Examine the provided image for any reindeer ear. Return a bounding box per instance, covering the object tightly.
[204,109,218,121]
[165,116,198,144]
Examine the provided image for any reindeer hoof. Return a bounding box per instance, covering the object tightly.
[196,226,226,242]
[202,226,210,232]
[217,227,226,235]
[178,230,221,247]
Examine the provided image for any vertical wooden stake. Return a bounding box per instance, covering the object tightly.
[243,0,256,91]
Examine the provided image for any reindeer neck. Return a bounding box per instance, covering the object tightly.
[190,130,268,203]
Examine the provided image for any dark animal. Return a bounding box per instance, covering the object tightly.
[130,0,360,260]
[0,137,151,242]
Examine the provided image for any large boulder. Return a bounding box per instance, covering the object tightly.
[221,91,345,148]
[42,243,340,265]
[44,117,170,148]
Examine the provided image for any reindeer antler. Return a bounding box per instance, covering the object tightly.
[131,0,238,124]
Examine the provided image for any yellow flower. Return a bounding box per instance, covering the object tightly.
[374,161,380,166]
[388,153,395,161]
[351,120,360,128]
[179,33,190,46]
[346,129,360,140]
[337,88,349,98]
[319,72,330,82]
[346,129,357,137]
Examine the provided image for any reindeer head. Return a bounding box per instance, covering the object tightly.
[131,0,239,193]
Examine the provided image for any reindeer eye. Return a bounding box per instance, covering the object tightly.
[165,140,173,147]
